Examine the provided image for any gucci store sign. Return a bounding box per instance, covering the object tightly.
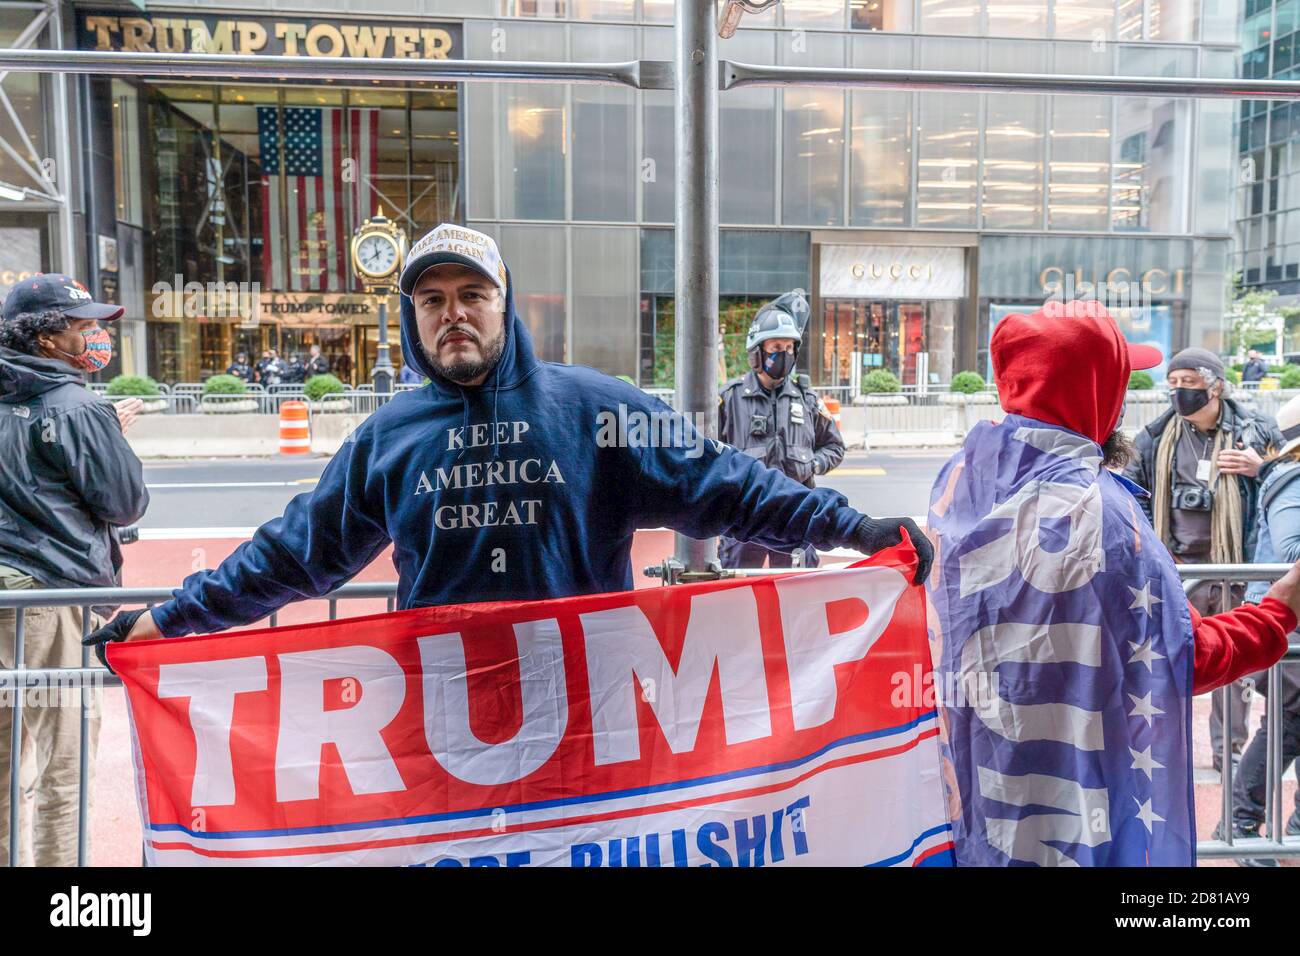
[820,245,967,299]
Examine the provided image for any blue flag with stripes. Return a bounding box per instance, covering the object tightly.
[926,414,1195,866]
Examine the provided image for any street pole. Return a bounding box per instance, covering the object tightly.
[673,0,719,573]
[372,293,394,398]
[49,3,78,277]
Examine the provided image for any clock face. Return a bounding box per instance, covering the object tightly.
[356,233,398,278]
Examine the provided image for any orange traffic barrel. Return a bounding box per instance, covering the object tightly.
[279,400,311,455]
[823,396,842,425]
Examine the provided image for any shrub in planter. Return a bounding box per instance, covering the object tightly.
[106,374,161,397]
[1280,365,1300,390]
[1128,371,1154,390]
[1225,367,1242,385]
[861,369,901,394]
[203,374,247,396]
[304,374,346,403]
[949,371,985,394]
[200,373,257,413]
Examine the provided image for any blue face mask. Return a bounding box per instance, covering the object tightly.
[763,350,795,381]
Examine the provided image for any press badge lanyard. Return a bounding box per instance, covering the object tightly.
[1182,420,1214,483]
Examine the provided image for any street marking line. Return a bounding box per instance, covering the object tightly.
[829,467,887,477]
[139,528,259,540]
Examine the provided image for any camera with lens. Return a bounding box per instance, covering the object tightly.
[1172,484,1213,512]
[114,525,139,546]
[749,413,770,438]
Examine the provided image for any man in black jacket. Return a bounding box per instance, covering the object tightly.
[1242,349,1268,385]
[1124,346,1284,769]
[0,273,148,866]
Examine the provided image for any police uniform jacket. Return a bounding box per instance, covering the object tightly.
[718,369,845,488]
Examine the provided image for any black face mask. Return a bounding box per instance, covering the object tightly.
[1171,386,1212,417]
[763,350,796,381]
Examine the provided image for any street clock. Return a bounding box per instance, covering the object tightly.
[350,209,408,290]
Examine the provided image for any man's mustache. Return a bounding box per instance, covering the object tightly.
[437,325,481,348]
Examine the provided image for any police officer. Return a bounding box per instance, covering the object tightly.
[718,290,845,569]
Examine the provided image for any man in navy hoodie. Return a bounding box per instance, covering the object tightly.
[87,225,929,649]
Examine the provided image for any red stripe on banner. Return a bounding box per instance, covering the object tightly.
[913,841,955,866]
[369,109,378,219]
[332,108,345,290]
[295,169,307,292]
[315,172,325,292]
[147,727,941,861]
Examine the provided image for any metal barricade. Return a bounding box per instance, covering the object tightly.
[0,581,398,868]
[1176,563,1300,863]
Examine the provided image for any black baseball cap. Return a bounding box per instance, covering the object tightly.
[1,273,124,323]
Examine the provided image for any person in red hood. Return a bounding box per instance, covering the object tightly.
[992,298,1297,693]
[926,298,1298,866]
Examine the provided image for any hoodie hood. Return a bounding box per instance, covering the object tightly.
[0,346,83,403]
[398,263,539,398]
[991,299,1162,446]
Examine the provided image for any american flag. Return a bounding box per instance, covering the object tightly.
[258,106,379,292]
[927,415,1195,865]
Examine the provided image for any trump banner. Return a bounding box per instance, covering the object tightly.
[111,543,952,867]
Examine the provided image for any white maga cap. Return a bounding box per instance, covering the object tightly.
[399,223,507,297]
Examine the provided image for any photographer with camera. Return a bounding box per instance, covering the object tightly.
[0,274,148,866]
[1125,347,1283,771]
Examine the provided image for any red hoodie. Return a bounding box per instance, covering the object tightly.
[991,299,1292,692]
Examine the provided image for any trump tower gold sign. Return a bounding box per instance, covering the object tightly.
[77,12,462,60]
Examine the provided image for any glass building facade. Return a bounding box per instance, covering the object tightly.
[26,0,1243,385]
[1234,0,1300,346]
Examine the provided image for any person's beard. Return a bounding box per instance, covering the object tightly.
[423,324,506,385]
[1101,428,1134,470]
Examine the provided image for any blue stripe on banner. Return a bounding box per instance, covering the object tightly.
[915,846,956,867]
[150,710,939,841]
[862,823,954,867]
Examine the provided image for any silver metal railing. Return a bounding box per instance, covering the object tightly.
[2,562,1297,866]
[0,581,397,868]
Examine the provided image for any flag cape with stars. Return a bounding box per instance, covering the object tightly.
[926,414,1195,866]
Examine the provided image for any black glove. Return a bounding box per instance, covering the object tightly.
[853,515,934,586]
[82,608,148,674]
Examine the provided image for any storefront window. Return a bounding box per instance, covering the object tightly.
[820,299,961,387]
[572,226,638,375]
[498,22,567,221]
[988,0,1048,36]
[720,30,777,225]
[781,34,846,226]
[499,223,567,362]
[641,27,675,223]
[783,0,848,27]
[572,26,637,222]
[917,38,979,227]
[850,0,915,30]
[849,34,912,227]
[1049,45,1111,231]
[137,80,460,383]
[1052,0,1116,39]
[982,42,1047,229]
[919,0,982,35]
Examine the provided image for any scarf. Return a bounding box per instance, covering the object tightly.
[1153,410,1244,565]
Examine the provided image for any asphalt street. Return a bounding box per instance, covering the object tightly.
[136,449,954,531]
